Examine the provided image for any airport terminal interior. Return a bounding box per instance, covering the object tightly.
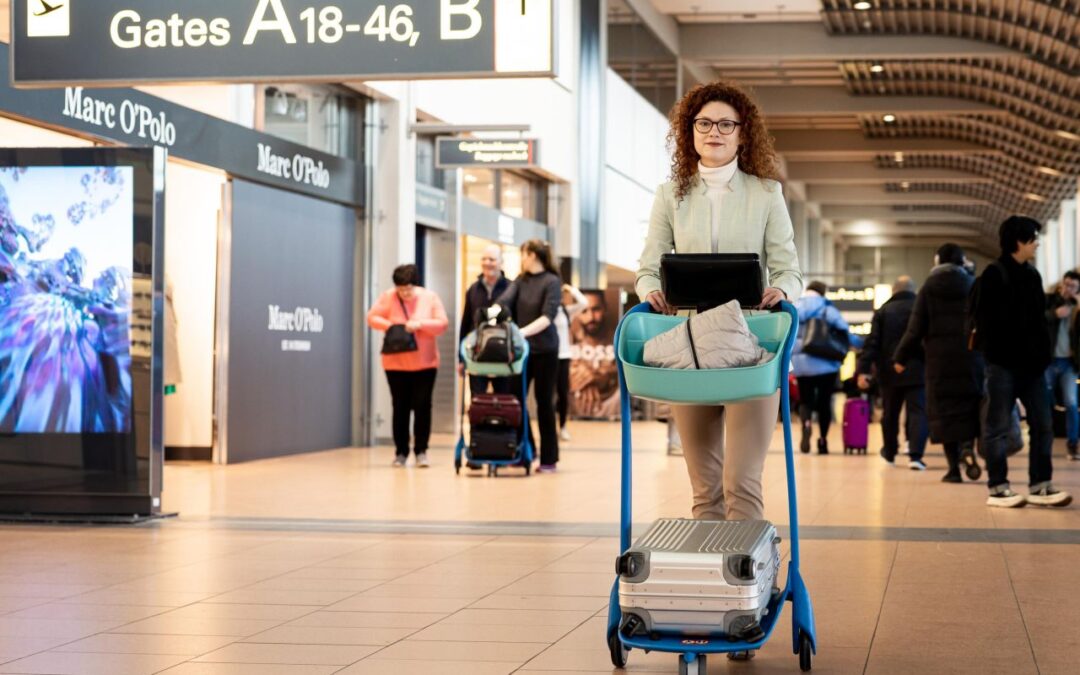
[1,1,1079,674]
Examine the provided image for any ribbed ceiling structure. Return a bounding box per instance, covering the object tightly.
[609,0,1080,254]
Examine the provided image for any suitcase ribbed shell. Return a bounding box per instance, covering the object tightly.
[636,519,772,554]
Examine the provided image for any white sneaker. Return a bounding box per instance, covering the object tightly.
[987,489,1026,508]
[559,427,571,442]
[1027,486,1072,507]
[909,459,927,471]
[415,453,430,468]
[392,456,407,468]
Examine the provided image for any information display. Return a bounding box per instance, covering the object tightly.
[12,0,556,86]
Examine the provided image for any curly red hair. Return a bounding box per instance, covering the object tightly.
[667,81,781,202]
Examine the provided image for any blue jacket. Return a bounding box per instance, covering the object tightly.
[792,293,857,377]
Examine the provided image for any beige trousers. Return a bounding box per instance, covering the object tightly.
[671,391,780,521]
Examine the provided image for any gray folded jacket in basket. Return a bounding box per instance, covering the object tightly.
[643,300,774,370]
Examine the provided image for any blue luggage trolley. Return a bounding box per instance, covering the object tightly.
[453,334,534,477]
[606,301,817,673]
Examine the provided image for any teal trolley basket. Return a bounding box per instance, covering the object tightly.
[606,301,817,673]
[617,311,792,404]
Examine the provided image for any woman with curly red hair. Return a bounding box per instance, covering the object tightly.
[636,80,802,523]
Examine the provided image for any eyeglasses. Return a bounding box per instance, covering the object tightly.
[693,118,742,135]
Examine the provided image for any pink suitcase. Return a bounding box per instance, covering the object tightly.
[843,398,870,455]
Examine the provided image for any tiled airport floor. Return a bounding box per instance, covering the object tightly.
[2,419,1079,674]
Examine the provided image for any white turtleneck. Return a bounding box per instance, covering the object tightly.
[698,159,738,253]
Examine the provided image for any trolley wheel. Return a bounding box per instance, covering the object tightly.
[965,462,982,481]
[799,632,813,672]
[678,654,706,675]
[607,628,628,669]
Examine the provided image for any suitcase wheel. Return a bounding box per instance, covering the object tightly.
[678,654,706,675]
[799,631,813,672]
[607,627,628,668]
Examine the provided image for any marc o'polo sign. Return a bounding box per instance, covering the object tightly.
[12,0,556,86]
[436,137,539,169]
[0,41,362,204]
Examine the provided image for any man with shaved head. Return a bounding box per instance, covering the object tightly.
[460,244,512,395]
[857,275,929,470]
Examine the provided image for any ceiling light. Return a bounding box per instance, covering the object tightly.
[464,174,478,183]
[1055,129,1080,141]
[900,181,911,190]
[870,64,885,73]
[1038,166,1063,177]
[882,114,897,123]
[854,1,873,9]
[1025,193,1047,202]
[893,152,904,162]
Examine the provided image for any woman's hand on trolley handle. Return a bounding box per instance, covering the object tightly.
[646,290,675,315]
[756,287,786,310]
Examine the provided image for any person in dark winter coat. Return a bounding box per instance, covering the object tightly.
[459,245,512,396]
[972,217,1070,508]
[893,244,984,483]
[857,276,929,469]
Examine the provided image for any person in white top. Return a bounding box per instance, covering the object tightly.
[555,284,588,441]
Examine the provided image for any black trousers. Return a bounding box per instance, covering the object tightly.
[556,358,571,429]
[520,351,560,465]
[386,368,437,458]
[797,373,837,437]
[880,385,928,462]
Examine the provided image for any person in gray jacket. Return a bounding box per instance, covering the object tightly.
[636,80,802,525]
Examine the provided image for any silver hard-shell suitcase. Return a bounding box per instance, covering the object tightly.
[617,519,780,640]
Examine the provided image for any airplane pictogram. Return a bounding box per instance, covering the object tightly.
[34,1,65,17]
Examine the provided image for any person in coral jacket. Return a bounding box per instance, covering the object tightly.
[366,264,449,468]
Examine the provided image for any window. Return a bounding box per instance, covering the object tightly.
[261,85,366,160]
[463,169,497,207]
[500,172,531,219]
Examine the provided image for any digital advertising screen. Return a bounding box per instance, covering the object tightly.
[0,148,163,515]
[0,165,135,434]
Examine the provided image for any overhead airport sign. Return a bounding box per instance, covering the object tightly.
[436,137,539,168]
[11,0,556,86]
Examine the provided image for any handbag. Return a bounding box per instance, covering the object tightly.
[381,295,419,354]
[800,306,850,361]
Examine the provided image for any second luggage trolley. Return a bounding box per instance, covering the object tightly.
[453,333,534,477]
[606,301,817,673]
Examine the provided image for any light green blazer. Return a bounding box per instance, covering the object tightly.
[635,169,803,304]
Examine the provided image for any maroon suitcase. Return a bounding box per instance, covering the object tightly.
[469,394,522,428]
[843,398,870,455]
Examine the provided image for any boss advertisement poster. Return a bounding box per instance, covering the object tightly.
[569,288,621,420]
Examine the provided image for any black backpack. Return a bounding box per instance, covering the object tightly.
[473,320,515,364]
